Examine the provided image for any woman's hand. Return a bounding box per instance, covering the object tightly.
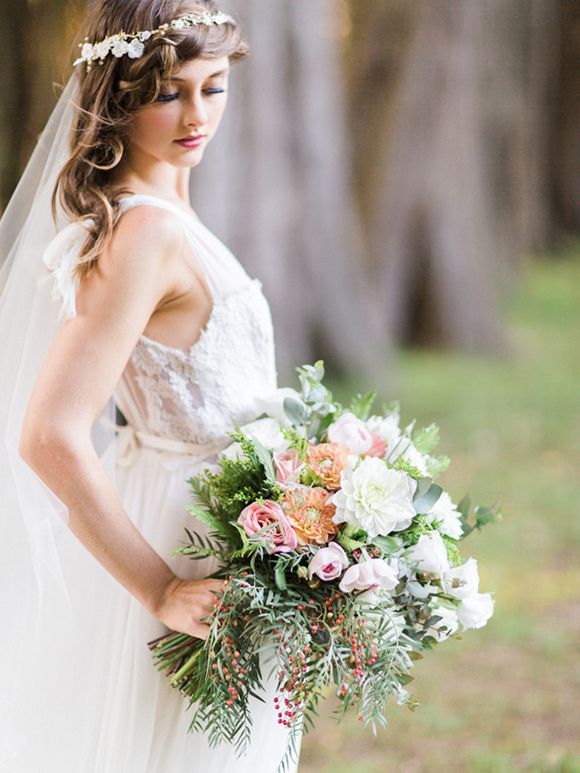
[155,576,227,639]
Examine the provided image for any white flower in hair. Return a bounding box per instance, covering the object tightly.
[111,38,129,58]
[126,39,145,59]
[95,39,112,60]
[74,10,236,70]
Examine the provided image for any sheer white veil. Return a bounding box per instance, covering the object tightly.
[0,71,116,752]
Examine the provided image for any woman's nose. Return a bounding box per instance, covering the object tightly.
[184,92,209,128]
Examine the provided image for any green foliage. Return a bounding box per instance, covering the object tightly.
[426,454,450,477]
[412,423,440,454]
[349,390,377,421]
[458,495,503,539]
[413,481,443,514]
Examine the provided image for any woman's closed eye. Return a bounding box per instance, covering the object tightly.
[156,87,226,103]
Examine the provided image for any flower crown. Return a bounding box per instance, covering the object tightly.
[74,10,235,71]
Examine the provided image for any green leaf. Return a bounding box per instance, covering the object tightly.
[283,397,309,426]
[412,423,440,454]
[349,390,376,421]
[426,455,450,477]
[336,531,367,552]
[414,477,434,500]
[274,561,287,591]
[413,483,443,514]
[252,436,276,485]
[371,535,400,554]
[186,503,231,539]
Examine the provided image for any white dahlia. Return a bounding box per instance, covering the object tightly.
[330,456,416,538]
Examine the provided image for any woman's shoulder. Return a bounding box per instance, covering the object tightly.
[100,199,185,275]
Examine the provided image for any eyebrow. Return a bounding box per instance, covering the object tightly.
[163,69,230,81]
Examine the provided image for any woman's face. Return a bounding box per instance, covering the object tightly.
[127,55,230,169]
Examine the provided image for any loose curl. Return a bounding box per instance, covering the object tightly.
[53,0,249,280]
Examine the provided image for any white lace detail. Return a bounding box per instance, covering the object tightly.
[123,277,278,444]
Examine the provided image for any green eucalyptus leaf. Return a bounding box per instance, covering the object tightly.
[413,483,443,514]
[283,397,309,425]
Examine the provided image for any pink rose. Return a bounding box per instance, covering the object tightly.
[338,558,398,593]
[273,449,305,489]
[327,411,374,455]
[364,432,387,458]
[308,542,349,581]
[237,499,298,553]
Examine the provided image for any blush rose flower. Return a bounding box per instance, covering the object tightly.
[273,448,305,489]
[327,411,374,455]
[305,442,350,490]
[278,486,339,545]
[364,433,387,458]
[338,558,399,594]
[237,499,298,554]
[307,542,349,581]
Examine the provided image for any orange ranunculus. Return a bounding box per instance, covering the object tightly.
[305,442,351,491]
[278,486,339,545]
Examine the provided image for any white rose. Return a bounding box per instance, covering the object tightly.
[426,491,463,539]
[219,417,290,461]
[427,605,459,642]
[339,558,399,593]
[442,558,479,599]
[327,411,374,455]
[457,592,494,630]
[331,456,417,538]
[407,532,450,576]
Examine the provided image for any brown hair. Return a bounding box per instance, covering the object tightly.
[53,0,249,279]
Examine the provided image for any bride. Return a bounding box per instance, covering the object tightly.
[0,1,301,771]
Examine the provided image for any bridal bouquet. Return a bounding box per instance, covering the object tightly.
[148,361,500,771]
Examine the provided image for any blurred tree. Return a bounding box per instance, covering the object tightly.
[1,0,577,365]
[0,0,85,206]
[190,0,383,382]
[344,0,567,352]
[552,0,580,235]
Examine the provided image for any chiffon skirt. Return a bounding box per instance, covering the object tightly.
[2,446,301,773]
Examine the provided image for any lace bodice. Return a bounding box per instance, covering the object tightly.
[42,193,279,446]
[113,195,278,444]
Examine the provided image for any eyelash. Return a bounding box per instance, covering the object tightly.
[156,87,226,103]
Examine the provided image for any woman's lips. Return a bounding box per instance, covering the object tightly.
[174,135,206,148]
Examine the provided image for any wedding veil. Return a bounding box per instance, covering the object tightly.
[0,72,117,753]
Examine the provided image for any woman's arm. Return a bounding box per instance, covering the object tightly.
[19,206,224,638]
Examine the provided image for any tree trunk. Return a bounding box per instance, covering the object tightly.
[190,0,384,383]
[345,0,564,353]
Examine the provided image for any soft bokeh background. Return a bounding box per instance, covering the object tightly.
[1,1,578,770]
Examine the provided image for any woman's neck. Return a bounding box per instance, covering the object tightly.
[111,155,192,206]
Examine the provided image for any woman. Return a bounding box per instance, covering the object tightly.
[0,1,300,770]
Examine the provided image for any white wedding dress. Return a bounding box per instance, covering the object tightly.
[4,194,302,773]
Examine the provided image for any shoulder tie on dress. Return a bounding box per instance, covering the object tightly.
[41,219,94,320]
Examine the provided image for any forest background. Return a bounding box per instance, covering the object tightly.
[1,1,578,770]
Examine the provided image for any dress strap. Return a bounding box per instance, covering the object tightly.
[118,194,202,227]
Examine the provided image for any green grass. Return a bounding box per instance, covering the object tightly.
[299,247,580,772]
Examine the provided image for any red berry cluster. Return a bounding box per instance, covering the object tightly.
[336,615,379,719]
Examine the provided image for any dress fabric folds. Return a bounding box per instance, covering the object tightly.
[3,194,301,773]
